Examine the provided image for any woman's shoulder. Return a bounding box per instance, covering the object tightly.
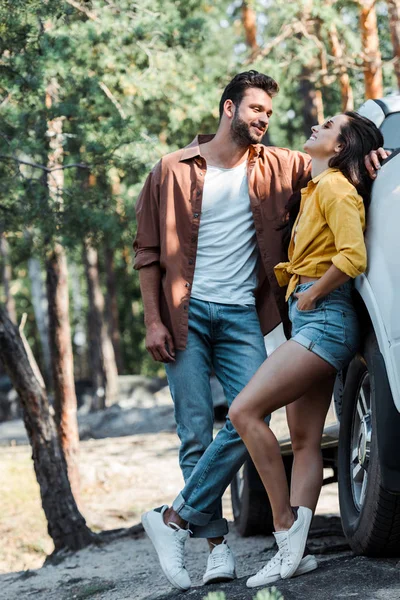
[316,168,359,200]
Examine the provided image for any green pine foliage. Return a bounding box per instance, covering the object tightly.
[0,0,396,376]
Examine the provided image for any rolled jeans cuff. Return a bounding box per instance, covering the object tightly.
[172,492,228,538]
[190,519,229,539]
[173,492,211,525]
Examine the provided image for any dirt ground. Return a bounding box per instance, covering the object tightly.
[0,384,399,600]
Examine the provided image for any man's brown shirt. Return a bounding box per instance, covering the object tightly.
[134,134,312,350]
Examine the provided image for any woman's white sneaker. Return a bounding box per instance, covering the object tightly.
[274,506,313,579]
[141,505,191,591]
[246,550,318,588]
[203,541,236,584]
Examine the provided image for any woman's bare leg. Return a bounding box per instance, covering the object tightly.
[228,340,336,532]
[287,376,336,512]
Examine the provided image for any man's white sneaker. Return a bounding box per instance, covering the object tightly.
[141,505,191,591]
[246,550,317,588]
[203,541,236,584]
[274,506,313,580]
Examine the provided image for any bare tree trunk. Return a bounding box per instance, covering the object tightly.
[299,1,325,136]
[0,233,17,324]
[105,246,124,374]
[360,0,383,99]
[329,22,354,111]
[28,256,52,384]
[69,262,88,380]
[242,1,259,56]
[46,246,81,499]
[84,242,118,409]
[387,0,400,90]
[300,68,323,137]
[45,80,80,499]
[0,307,96,551]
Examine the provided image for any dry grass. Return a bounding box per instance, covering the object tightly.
[0,446,53,573]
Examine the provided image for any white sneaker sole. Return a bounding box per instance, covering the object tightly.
[203,571,237,585]
[246,555,317,588]
[141,511,190,592]
[293,554,318,578]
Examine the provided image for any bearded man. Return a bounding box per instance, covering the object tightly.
[134,70,318,589]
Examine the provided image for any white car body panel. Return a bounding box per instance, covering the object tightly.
[358,99,386,128]
[356,154,400,411]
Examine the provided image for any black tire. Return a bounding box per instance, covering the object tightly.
[231,456,292,537]
[338,331,400,556]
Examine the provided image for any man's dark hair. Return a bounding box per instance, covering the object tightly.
[219,70,279,119]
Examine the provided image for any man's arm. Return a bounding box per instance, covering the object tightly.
[286,146,390,190]
[133,161,175,363]
[139,266,175,363]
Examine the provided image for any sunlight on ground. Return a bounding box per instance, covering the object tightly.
[0,432,339,575]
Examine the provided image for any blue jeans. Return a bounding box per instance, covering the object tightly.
[289,280,360,371]
[165,297,267,538]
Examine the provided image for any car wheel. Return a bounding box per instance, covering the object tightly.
[231,456,292,537]
[338,331,400,556]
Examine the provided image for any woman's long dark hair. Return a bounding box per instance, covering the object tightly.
[280,111,384,255]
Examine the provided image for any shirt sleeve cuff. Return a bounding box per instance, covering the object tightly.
[332,254,366,279]
[133,250,160,270]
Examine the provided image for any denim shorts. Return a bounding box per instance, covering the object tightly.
[288,280,360,371]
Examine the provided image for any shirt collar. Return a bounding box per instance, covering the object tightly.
[310,167,340,184]
[179,134,263,162]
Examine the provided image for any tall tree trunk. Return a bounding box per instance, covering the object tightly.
[0,233,17,324]
[28,256,52,384]
[46,246,81,499]
[299,1,324,136]
[105,246,124,374]
[300,68,324,137]
[0,307,96,551]
[360,0,383,99]
[387,0,400,90]
[69,262,88,381]
[45,80,80,499]
[329,23,354,111]
[84,242,119,409]
[241,1,259,57]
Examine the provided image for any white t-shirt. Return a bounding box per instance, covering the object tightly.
[191,161,259,305]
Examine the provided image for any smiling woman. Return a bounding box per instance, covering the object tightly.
[229,111,384,586]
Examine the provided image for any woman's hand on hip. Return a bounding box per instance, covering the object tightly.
[294,290,318,311]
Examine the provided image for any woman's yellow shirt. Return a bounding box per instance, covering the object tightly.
[274,168,367,301]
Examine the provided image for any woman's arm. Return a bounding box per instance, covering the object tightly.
[295,177,367,311]
[295,264,350,311]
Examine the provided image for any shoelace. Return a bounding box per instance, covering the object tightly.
[278,536,293,566]
[259,553,280,574]
[168,523,191,570]
[173,535,185,569]
[209,550,228,569]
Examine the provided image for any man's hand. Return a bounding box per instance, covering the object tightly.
[294,290,318,312]
[145,322,175,363]
[365,147,391,179]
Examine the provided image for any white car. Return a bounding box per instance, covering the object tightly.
[232,96,400,556]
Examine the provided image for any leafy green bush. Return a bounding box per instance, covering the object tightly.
[202,586,284,600]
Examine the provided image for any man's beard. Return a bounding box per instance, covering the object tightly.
[230,113,264,146]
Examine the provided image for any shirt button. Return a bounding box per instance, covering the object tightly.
[189,259,194,265]
[191,236,197,242]
[185,282,191,288]
[183,305,188,310]
[193,213,199,218]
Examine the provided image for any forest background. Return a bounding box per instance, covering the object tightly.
[0,0,399,566]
